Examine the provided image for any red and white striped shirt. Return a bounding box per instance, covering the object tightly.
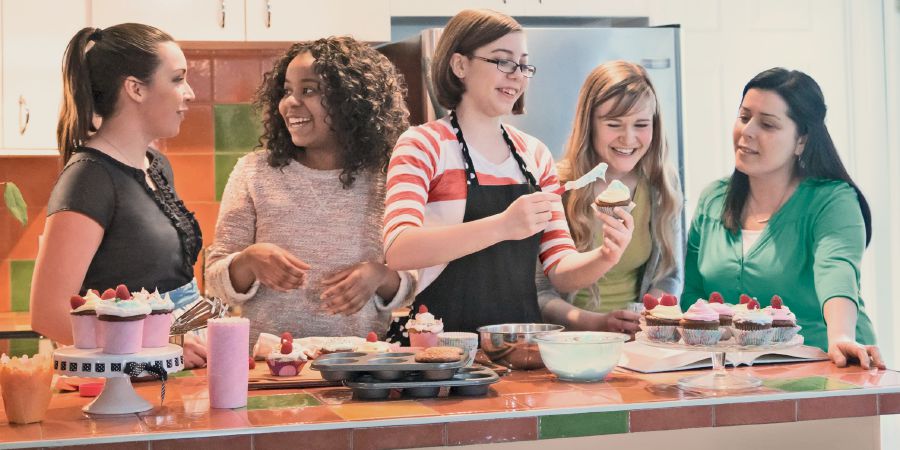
[384,117,577,293]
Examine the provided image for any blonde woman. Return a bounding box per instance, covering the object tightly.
[538,61,683,334]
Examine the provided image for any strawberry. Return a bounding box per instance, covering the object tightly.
[280,341,293,355]
[115,284,131,300]
[709,292,724,304]
[418,304,428,314]
[642,293,658,310]
[366,331,378,342]
[248,357,256,370]
[660,294,678,307]
[739,294,752,305]
[748,299,760,310]
[771,295,783,309]
[101,288,117,300]
[281,332,293,343]
[90,289,100,296]
[70,295,86,310]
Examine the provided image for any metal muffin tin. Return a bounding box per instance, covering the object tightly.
[344,366,500,400]
[310,351,465,382]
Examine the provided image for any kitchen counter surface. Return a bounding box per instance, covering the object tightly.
[1,359,898,449]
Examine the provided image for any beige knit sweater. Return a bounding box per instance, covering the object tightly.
[205,150,415,343]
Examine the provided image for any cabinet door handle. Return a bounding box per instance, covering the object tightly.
[266,0,272,28]
[18,96,30,136]
[219,0,226,28]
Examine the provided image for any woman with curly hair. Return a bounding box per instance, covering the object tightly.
[205,36,416,342]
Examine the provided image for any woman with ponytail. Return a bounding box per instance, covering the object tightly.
[681,68,883,369]
[30,24,206,367]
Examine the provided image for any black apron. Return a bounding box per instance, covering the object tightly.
[388,111,545,342]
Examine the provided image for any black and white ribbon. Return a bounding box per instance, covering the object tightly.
[124,361,168,405]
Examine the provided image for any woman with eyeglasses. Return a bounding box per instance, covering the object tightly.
[383,9,634,337]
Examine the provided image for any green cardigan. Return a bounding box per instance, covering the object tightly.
[681,177,876,351]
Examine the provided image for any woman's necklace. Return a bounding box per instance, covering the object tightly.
[98,135,144,169]
[748,184,793,224]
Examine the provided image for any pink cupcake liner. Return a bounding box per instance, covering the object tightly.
[142,312,173,348]
[409,331,440,348]
[70,314,99,349]
[771,325,801,343]
[680,327,722,346]
[266,358,306,377]
[99,319,144,354]
[732,327,774,346]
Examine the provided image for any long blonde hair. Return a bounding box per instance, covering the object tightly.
[559,61,682,290]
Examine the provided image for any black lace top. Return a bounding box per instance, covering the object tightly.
[47,147,202,294]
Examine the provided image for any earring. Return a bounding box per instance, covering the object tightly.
[797,153,806,169]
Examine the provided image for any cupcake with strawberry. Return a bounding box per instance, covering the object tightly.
[266,332,307,376]
[732,298,774,346]
[764,295,801,343]
[679,299,722,345]
[407,305,443,348]
[641,293,682,343]
[706,292,735,340]
[95,285,151,354]
[134,289,175,348]
[69,290,102,349]
[355,332,394,354]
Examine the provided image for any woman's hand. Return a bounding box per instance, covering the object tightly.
[232,243,310,292]
[182,334,208,369]
[604,308,642,335]
[500,192,559,240]
[594,207,635,265]
[320,262,388,315]
[828,339,885,370]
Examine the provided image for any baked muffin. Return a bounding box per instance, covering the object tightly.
[679,299,722,345]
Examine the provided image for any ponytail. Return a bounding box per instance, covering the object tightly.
[57,27,99,163]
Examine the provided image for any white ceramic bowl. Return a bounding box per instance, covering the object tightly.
[533,331,628,382]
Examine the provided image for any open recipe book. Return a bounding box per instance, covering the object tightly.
[618,340,829,373]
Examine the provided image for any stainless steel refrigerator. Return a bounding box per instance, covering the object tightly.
[377,26,683,180]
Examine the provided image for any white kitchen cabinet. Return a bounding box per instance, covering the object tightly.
[91,0,246,41]
[246,0,390,42]
[518,0,650,17]
[390,0,523,17]
[1,0,88,153]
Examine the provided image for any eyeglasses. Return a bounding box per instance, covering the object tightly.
[470,55,536,78]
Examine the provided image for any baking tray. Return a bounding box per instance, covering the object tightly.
[310,351,465,382]
[344,365,499,399]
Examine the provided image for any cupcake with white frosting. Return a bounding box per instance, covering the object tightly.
[640,293,682,343]
[135,289,175,348]
[732,298,774,346]
[69,290,103,349]
[407,305,443,348]
[96,285,151,354]
[593,180,635,216]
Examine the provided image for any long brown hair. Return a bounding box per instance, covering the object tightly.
[431,9,525,114]
[559,61,682,291]
[57,24,173,163]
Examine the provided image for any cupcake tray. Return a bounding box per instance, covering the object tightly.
[310,351,465,382]
[344,365,500,400]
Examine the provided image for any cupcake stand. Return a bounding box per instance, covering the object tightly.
[637,334,802,391]
[52,345,183,414]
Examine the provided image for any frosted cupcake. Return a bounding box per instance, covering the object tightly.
[593,180,634,216]
[706,292,735,340]
[679,300,723,345]
[641,293,682,343]
[95,285,151,354]
[732,299,774,346]
[266,333,307,376]
[764,295,801,343]
[407,305,443,348]
[69,290,103,349]
[355,332,394,354]
[135,289,175,348]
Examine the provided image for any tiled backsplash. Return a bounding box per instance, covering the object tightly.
[0,47,287,318]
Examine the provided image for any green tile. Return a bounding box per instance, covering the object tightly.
[213,104,263,153]
[539,411,628,439]
[171,369,196,378]
[246,393,321,411]
[763,376,861,392]
[8,338,39,357]
[10,260,35,312]
[215,153,247,201]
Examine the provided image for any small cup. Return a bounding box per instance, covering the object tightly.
[626,302,645,315]
[437,332,478,366]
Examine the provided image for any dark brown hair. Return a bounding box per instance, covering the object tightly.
[723,67,871,246]
[254,36,409,188]
[57,24,174,163]
[431,9,525,114]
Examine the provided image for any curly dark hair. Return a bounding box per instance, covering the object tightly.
[254,36,409,188]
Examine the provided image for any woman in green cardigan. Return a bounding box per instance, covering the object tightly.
[682,68,884,369]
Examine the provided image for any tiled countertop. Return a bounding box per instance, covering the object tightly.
[0,312,37,339]
[1,361,899,449]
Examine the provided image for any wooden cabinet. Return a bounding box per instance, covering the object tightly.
[1,0,88,153]
[518,0,650,17]
[390,0,522,17]
[91,0,246,41]
[245,0,390,42]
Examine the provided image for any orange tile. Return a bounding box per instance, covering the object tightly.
[153,435,251,450]
[246,405,343,426]
[40,410,146,440]
[54,442,149,450]
[167,154,215,202]
[0,422,42,445]
[164,105,214,154]
[140,405,250,432]
[309,387,356,405]
[254,429,351,450]
[630,405,713,432]
[187,57,212,103]
[506,390,621,410]
[797,394,877,421]
[416,390,526,415]
[352,423,445,450]
[8,207,46,260]
[213,58,262,103]
[447,417,537,445]
[748,361,864,378]
[836,370,900,388]
[714,400,796,426]
[0,260,9,311]
[329,400,439,421]
[0,156,60,209]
